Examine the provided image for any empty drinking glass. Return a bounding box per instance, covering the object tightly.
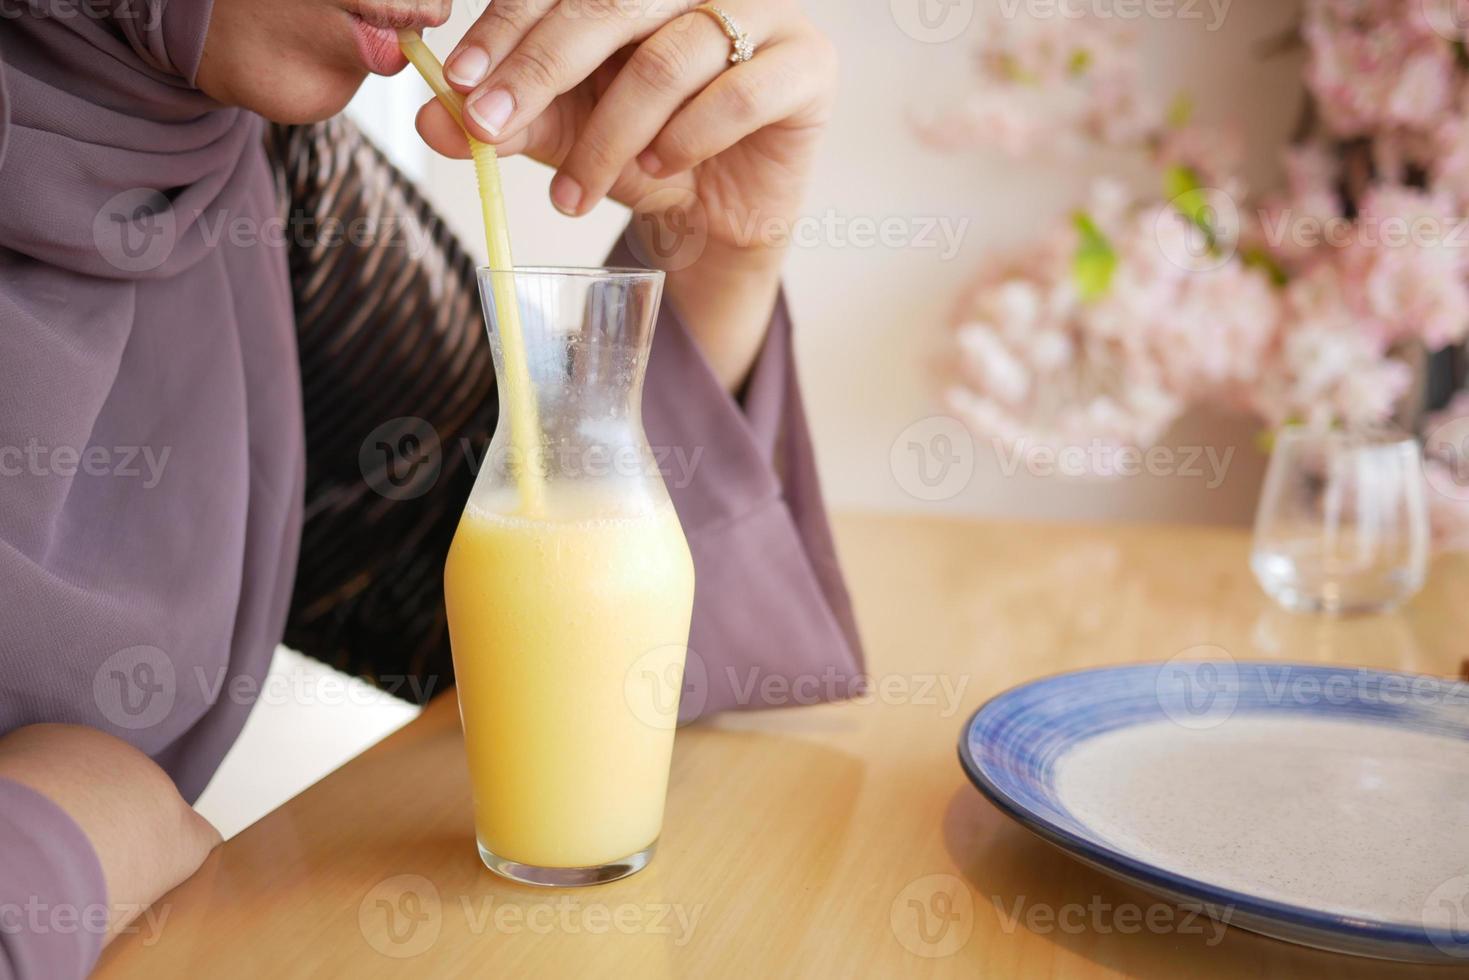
[1251,425,1428,614]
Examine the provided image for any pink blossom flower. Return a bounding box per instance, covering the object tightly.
[947,183,1279,454]
[1431,116,1469,203]
[914,15,1157,157]
[926,1,1469,533]
[1251,265,1413,430]
[1337,186,1469,348]
[910,93,1047,157]
[1255,144,1344,271]
[1303,0,1457,137]
[1155,123,1246,194]
[1082,70,1161,147]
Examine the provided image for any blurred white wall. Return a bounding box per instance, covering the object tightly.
[401,1,1306,526]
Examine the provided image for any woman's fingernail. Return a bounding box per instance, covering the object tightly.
[446,47,491,87]
[638,149,663,176]
[551,174,584,215]
[467,88,514,138]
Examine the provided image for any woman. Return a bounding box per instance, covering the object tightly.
[0,1,860,975]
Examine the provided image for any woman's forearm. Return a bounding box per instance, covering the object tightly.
[0,725,220,943]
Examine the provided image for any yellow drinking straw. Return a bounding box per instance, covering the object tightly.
[398,30,544,516]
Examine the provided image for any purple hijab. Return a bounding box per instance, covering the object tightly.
[0,0,303,801]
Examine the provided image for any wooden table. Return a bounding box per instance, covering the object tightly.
[96,514,1469,978]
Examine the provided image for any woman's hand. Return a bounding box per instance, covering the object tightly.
[417,0,838,388]
[0,724,221,940]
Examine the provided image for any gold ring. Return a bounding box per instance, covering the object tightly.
[693,4,755,65]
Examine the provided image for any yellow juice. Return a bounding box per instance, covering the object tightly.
[443,488,695,869]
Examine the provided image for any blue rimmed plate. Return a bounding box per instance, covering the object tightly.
[959,661,1469,963]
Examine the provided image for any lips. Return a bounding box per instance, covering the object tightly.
[347,1,449,73]
[351,14,409,76]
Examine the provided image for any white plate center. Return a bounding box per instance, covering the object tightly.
[1053,716,1469,929]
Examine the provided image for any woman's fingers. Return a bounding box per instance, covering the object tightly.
[415,99,471,159]
[458,0,698,145]
[413,87,589,165]
[550,9,764,215]
[416,3,833,218]
[642,35,836,178]
[442,0,559,91]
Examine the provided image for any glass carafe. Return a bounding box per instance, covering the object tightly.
[443,267,695,886]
